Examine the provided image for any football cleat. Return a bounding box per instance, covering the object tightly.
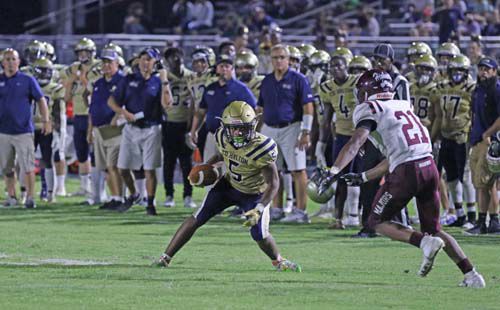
[154,253,172,268]
[117,193,141,213]
[2,196,18,207]
[273,259,302,272]
[164,196,175,208]
[459,269,486,288]
[184,196,197,208]
[418,235,445,277]
[279,208,310,224]
[146,206,158,216]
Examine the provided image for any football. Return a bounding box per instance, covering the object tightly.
[188,164,221,187]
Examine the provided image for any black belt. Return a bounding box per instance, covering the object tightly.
[266,121,297,129]
[131,120,158,129]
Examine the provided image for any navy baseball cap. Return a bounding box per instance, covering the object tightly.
[373,43,395,60]
[139,47,161,61]
[216,54,234,65]
[478,57,498,69]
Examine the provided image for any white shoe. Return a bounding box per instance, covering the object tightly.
[440,213,457,225]
[20,191,27,204]
[284,198,294,213]
[184,196,197,208]
[311,204,333,219]
[279,208,310,224]
[459,269,486,288]
[164,196,175,208]
[344,215,360,227]
[54,186,67,197]
[418,235,445,277]
[270,207,285,221]
[139,197,148,207]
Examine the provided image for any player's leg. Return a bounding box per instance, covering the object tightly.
[73,115,91,197]
[463,159,477,226]
[441,139,466,226]
[178,140,195,208]
[162,123,177,207]
[40,132,55,202]
[157,178,233,266]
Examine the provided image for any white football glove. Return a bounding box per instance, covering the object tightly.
[315,141,327,168]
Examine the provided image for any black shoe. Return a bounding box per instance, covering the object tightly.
[487,219,500,234]
[447,215,466,227]
[467,212,476,224]
[146,206,158,216]
[464,223,488,235]
[351,228,378,238]
[24,199,36,209]
[99,200,121,210]
[117,193,141,213]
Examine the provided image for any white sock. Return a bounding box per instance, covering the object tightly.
[283,172,293,201]
[45,168,54,192]
[135,178,146,198]
[346,186,360,217]
[56,175,66,191]
[80,174,90,192]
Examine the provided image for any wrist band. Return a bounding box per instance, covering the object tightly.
[330,166,341,175]
[301,114,313,131]
[361,172,368,183]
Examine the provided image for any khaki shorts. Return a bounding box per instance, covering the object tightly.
[260,122,306,171]
[93,126,122,170]
[117,124,162,171]
[0,132,35,174]
[470,141,495,189]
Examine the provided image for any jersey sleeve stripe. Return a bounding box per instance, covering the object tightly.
[246,137,272,157]
[252,143,277,161]
[215,128,221,146]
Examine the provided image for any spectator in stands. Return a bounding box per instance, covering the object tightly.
[482,11,500,36]
[249,6,276,33]
[467,37,484,80]
[432,0,464,43]
[172,0,193,33]
[468,0,494,14]
[462,11,482,36]
[403,3,422,23]
[233,26,250,52]
[218,41,237,58]
[185,0,214,31]
[123,2,151,34]
[334,30,348,48]
[0,49,50,209]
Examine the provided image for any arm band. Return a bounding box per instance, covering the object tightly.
[301,114,313,131]
[361,172,368,183]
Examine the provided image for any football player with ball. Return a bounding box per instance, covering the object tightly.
[155,101,301,272]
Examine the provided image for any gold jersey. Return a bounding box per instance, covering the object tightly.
[405,70,417,84]
[34,82,65,130]
[319,74,359,136]
[215,128,278,194]
[436,79,476,144]
[166,67,195,123]
[187,70,218,109]
[244,75,265,99]
[409,81,439,129]
[64,59,102,116]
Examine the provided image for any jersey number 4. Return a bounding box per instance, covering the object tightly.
[395,110,429,146]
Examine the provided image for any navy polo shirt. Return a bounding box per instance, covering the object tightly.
[257,69,313,126]
[0,71,43,134]
[200,78,256,133]
[90,71,125,127]
[112,72,162,123]
[470,81,500,146]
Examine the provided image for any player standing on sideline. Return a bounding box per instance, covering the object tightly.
[234,51,264,100]
[108,47,173,216]
[324,69,485,288]
[0,49,51,209]
[63,38,102,203]
[86,49,125,211]
[32,57,65,203]
[161,47,197,209]
[317,50,361,228]
[155,101,301,272]
[466,57,500,235]
[432,54,476,227]
[258,44,314,224]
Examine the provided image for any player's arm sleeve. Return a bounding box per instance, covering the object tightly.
[393,76,410,102]
[248,137,278,168]
[352,102,377,129]
[257,79,265,107]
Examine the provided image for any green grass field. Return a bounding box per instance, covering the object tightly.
[0,179,499,310]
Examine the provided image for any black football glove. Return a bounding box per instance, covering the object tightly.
[341,173,365,186]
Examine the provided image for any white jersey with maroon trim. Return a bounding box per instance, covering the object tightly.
[352,98,432,172]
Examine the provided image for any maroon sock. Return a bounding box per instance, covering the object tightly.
[457,258,473,274]
[409,231,424,248]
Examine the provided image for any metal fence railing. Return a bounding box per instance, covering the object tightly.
[2,34,500,65]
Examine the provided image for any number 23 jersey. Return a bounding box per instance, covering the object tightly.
[215,128,278,194]
[353,98,432,172]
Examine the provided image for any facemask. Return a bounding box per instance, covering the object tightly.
[451,71,465,84]
[418,74,430,85]
[238,71,252,83]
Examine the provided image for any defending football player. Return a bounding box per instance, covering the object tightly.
[322,69,485,287]
[155,101,301,272]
